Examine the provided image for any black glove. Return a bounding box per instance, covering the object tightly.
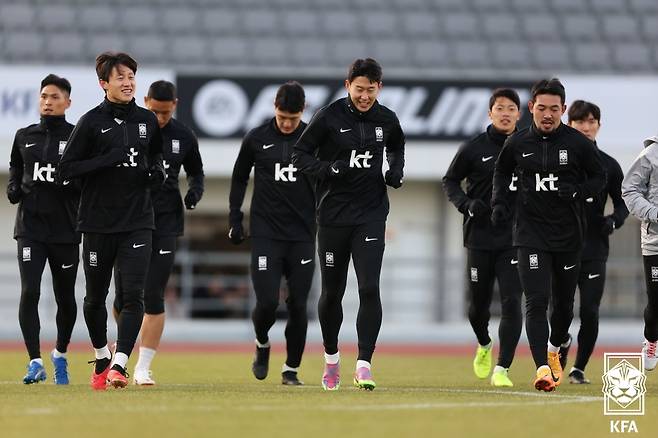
[148,167,166,190]
[228,222,245,245]
[108,147,129,167]
[385,170,403,189]
[184,190,201,210]
[466,198,489,218]
[326,160,348,179]
[491,204,511,227]
[601,216,616,236]
[7,185,22,204]
[558,182,581,201]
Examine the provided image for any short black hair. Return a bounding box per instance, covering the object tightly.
[489,88,520,110]
[148,80,177,102]
[95,51,138,82]
[347,58,382,83]
[274,81,305,113]
[568,100,601,124]
[530,78,566,105]
[41,74,71,96]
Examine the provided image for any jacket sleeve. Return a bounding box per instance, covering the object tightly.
[183,132,204,199]
[57,115,123,180]
[622,145,658,222]
[8,131,23,191]
[442,142,471,213]
[607,156,629,228]
[386,120,405,177]
[148,118,166,179]
[291,108,331,177]
[228,135,255,225]
[491,139,516,209]
[579,138,607,199]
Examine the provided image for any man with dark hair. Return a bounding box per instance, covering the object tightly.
[443,88,523,387]
[8,74,79,385]
[491,78,606,392]
[113,79,204,385]
[229,81,314,386]
[292,58,405,391]
[558,100,628,384]
[57,51,166,390]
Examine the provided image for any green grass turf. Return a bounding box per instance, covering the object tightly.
[1,351,657,438]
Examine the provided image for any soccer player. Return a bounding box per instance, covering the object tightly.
[113,80,204,385]
[57,52,166,390]
[229,81,314,386]
[292,58,405,391]
[559,101,628,384]
[491,78,606,392]
[621,134,658,371]
[8,74,79,384]
[443,88,523,387]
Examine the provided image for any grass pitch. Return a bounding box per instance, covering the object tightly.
[1,350,657,438]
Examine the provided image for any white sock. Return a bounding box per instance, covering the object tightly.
[547,342,560,353]
[560,337,572,348]
[493,365,507,374]
[570,367,583,374]
[134,347,156,371]
[94,345,111,360]
[30,358,43,366]
[255,339,270,349]
[111,352,129,369]
[282,364,298,373]
[356,360,371,370]
[51,349,66,359]
[538,364,551,372]
[324,351,340,365]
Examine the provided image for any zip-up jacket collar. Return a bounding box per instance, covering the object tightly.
[530,121,565,141]
[100,97,137,120]
[39,115,67,131]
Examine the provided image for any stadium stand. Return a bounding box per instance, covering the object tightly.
[0,0,656,72]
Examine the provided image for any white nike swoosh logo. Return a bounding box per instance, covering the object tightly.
[510,259,518,265]
[365,237,378,242]
[522,152,534,158]
[262,144,275,149]
[159,249,172,255]
[340,128,351,133]
[61,264,74,269]
[468,210,474,217]
[588,274,600,279]
[301,259,312,265]
[585,197,594,203]
[25,143,36,148]
[101,128,112,133]
[331,167,340,173]
[481,156,493,162]
[564,265,576,270]
[62,180,70,186]
[133,243,146,249]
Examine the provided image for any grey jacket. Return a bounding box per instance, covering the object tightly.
[622,136,658,255]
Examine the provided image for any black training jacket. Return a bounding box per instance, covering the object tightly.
[57,98,164,234]
[582,147,628,261]
[8,115,80,243]
[153,117,204,237]
[492,123,606,252]
[230,118,316,242]
[443,125,516,251]
[291,97,405,227]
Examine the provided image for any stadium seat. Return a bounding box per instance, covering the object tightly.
[171,36,208,65]
[610,43,652,71]
[411,40,452,68]
[45,33,85,63]
[630,0,658,13]
[0,3,35,30]
[508,0,549,13]
[520,14,561,40]
[590,0,631,13]
[428,0,470,12]
[548,0,589,13]
[329,38,370,67]
[242,9,280,36]
[290,39,330,67]
[470,0,510,12]
[372,39,411,68]
[36,4,77,31]
[364,12,400,38]
[86,34,129,59]
[481,14,519,39]
[161,8,199,35]
[127,34,168,65]
[572,43,612,71]
[251,38,290,66]
[491,42,531,70]
[208,37,249,65]
[321,11,360,37]
[529,42,572,71]
[601,15,641,42]
[640,15,658,39]
[562,15,601,41]
[400,13,439,38]
[78,5,118,32]
[118,7,159,32]
[452,41,491,69]
[4,32,43,61]
[441,13,480,40]
[281,11,320,37]
[200,9,242,36]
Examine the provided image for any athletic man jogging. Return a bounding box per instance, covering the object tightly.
[57,52,165,390]
[292,58,405,391]
[491,78,606,392]
[443,88,523,387]
[229,81,314,385]
[9,74,79,385]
